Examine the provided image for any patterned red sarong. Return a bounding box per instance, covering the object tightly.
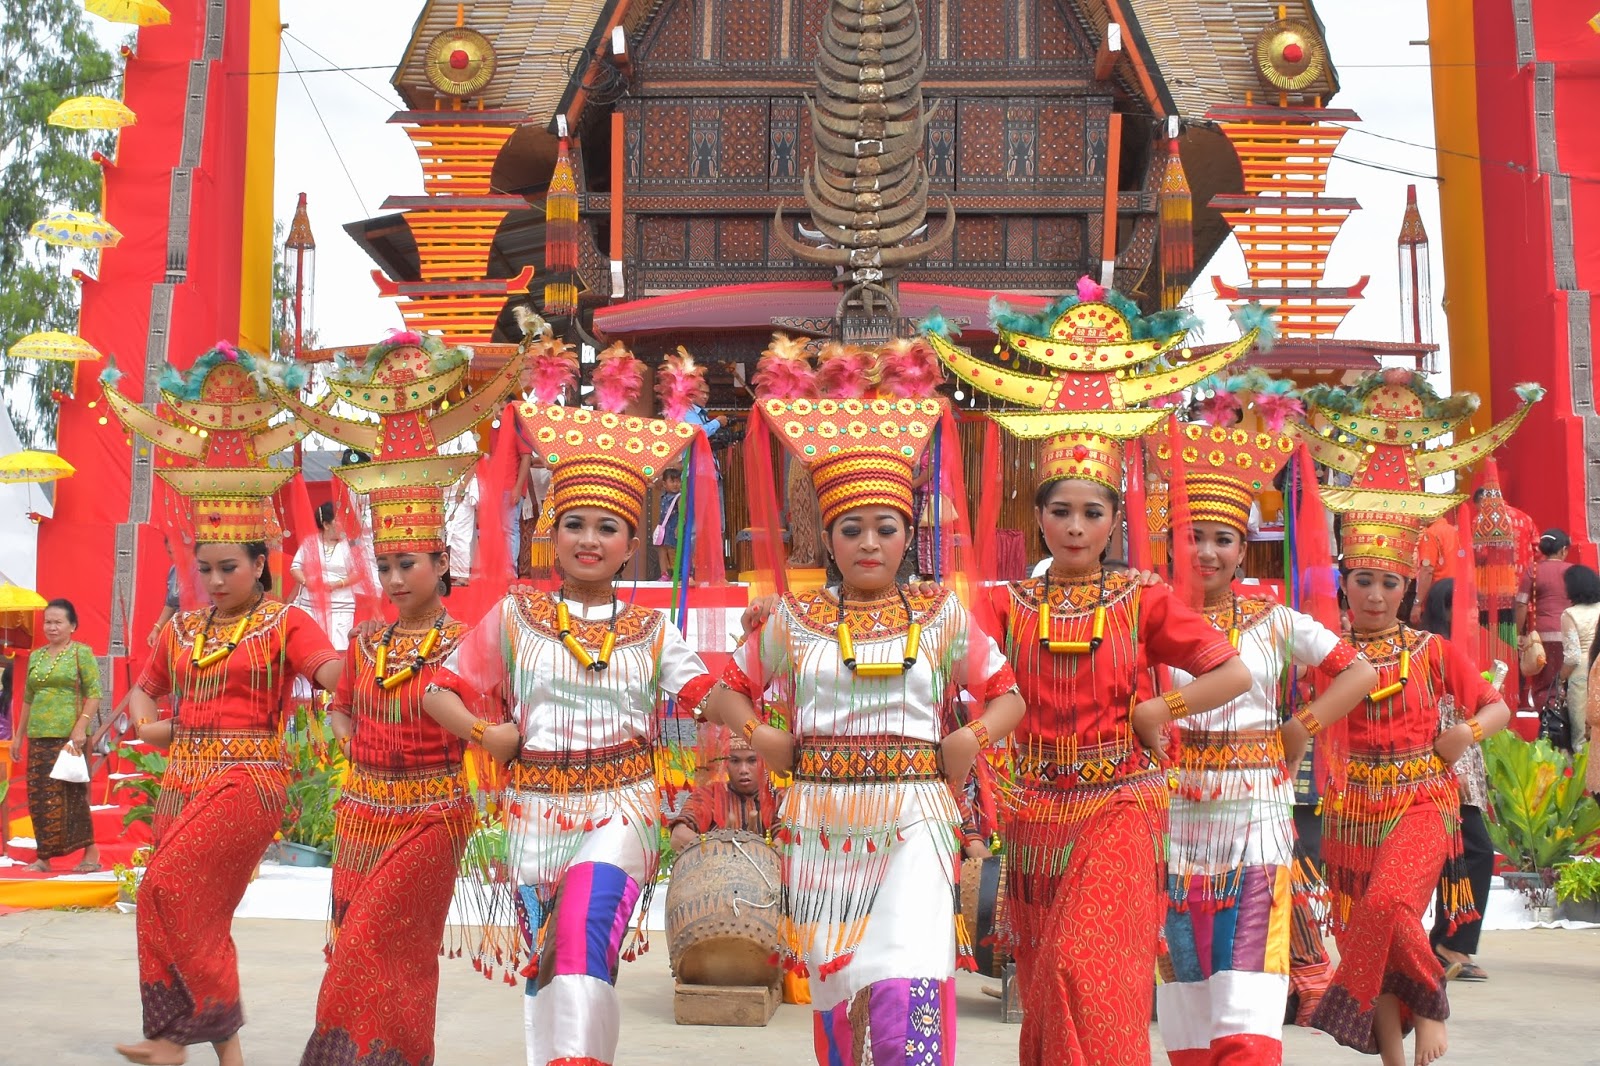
[137,765,287,1044]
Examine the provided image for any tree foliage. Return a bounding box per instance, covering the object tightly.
[0,1,121,448]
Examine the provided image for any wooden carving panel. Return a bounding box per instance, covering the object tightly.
[770,98,801,186]
[720,218,765,262]
[644,102,692,181]
[642,216,688,263]
[954,0,1009,60]
[1005,216,1034,264]
[721,3,773,65]
[1037,216,1085,264]
[1035,1,1089,61]
[647,0,696,63]
[957,101,1006,184]
[1037,103,1086,183]
[926,98,956,189]
[957,216,1004,264]
[720,102,769,184]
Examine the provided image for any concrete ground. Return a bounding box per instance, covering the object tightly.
[3,910,1596,1064]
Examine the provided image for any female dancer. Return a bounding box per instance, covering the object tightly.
[106,352,341,1066]
[424,391,718,1066]
[990,438,1250,1065]
[1155,421,1376,1065]
[121,538,339,1065]
[707,395,1025,1064]
[1309,506,1511,1066]
[297,339,522,1065]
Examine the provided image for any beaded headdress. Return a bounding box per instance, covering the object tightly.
[103,344,309,543]
[272,331,524,554]
[928,278,1266,491]
[519,404,698,532]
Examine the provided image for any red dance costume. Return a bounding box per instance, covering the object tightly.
[992,571,1237,1066]
[1309,627,1496,1052]
[300,619,474,1066]
[136,601,338,1046]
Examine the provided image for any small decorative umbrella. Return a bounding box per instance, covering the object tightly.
[83,0,171,26]
[0,451,75,484]
[47,95,137,130]
[6,331,102,363]
[0,585,47,613]
[29,209,122,249]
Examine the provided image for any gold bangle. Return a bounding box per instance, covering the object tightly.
[1161,690,1191,721]
[1468,717,1485,745]
[741,716,761,742]
[469,719,488,744]
[967,719,990,749]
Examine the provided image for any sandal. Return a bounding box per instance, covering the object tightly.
[73,860,102,873]
[1456,962,1488,981]
[26,860,50,872]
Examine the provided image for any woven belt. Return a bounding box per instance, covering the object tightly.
[794,738,942,782]
[1014,739,1157,790]
[509,740,654,794]
[1345,750,1449,788]
[343,767,468,810]
[168,731,283,767]
[1174,729,1284,773]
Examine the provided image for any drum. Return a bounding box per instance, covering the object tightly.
[960,854,1010,978]
[666,829,783,987]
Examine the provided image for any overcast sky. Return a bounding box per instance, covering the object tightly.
[109,0,1449,376]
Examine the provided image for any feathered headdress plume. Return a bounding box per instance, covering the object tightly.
[814,341,878,399]
[655,345,707,420]
[591,341,645,414]
[877,336,944,399]
[1229,302,1278,353]
[753,332,817,400]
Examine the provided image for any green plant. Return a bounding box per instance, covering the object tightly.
[114,744,168,830]
[110,846,152,903]
[281,713,341,852]
[1555,858,1600,905]
[460,824,508,879]
[1482,732,1600,871]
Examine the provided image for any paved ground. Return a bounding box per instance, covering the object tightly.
[4,909,1596,1064]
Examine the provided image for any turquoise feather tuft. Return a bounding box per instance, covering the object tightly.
[98,355,123,388]
[915,308,959,340]
[1514,382,1546,404]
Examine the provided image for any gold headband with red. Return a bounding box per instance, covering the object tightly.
[1152,422,1298,534]
[1322,489,1459,579]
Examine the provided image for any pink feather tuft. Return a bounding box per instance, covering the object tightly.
[654,345,706,420]
[815,342,879,399]
[1195,390,1244,427]
[754,333,818,400]
[877,337,944,399]
[387,329,424,346]
[591,342,645,413]
[526,338,579,404]
[1076,275,1105,303]
[1252,391,1305,432]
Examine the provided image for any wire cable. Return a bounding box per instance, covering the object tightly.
[281,36,369,217]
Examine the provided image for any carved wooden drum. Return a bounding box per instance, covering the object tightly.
[666,829,782,987]
[961,854,1010,977]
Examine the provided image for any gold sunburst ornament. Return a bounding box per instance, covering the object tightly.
[1254,18,1329,92]
[423,28,497,98]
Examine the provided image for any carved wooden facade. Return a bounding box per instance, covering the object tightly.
[581,0,1164,306]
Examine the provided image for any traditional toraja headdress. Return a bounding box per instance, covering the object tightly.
[102,343,309,542]
[928,276,1267,490]
[517,343,697,532]
[270,331,524,554]
[758,396,944,526]
[1294,369,1546,576]
[1154,369,1304,534]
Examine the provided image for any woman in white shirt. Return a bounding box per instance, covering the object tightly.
[291,501,361,650]
[1558,564,1600,749]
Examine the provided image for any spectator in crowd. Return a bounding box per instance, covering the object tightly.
[1517,529,1573,709]
[1559,564,1600,750]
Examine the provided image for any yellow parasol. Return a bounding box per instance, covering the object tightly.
[0,451,75,484]
[6,331,102,363]
[47,95,137,130]
[83,0,171,26]
[29,209,122,249]
[0,585,47,613]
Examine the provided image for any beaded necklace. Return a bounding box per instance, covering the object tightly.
[191,597,262,670]
[374,611,447,691]
[1364,623,1412,703]
[836,584,921,677]
[556,590,618,671]
[1204,593,1242,649]
[1040,568,1107,655]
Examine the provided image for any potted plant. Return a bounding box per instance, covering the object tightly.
[1554,858,1600,924]
[1482,733,1600,920]
[111,844,155,912]
[274,713,342,867]
[114,743,168,833]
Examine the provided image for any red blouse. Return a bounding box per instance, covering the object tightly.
[332,620,469,774]
[139,601,339,733]
[990,571,1239,750]
[1342,626,1497,757]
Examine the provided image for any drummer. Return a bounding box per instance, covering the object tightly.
[669,732,782,850]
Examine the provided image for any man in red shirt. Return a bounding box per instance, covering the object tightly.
[670,735,780,848]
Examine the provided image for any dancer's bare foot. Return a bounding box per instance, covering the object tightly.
[1414,1016,1448,1066]
[214,1034,243,1066]
[114,1038,186,1065]
[1374,993,1406,1066]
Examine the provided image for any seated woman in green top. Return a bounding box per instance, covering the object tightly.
[11,599,102,872]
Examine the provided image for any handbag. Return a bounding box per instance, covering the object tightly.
[49,744,90,783]
[1538,686,1573,751]
[652,494,679,547]
[1519,578,1546,677]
